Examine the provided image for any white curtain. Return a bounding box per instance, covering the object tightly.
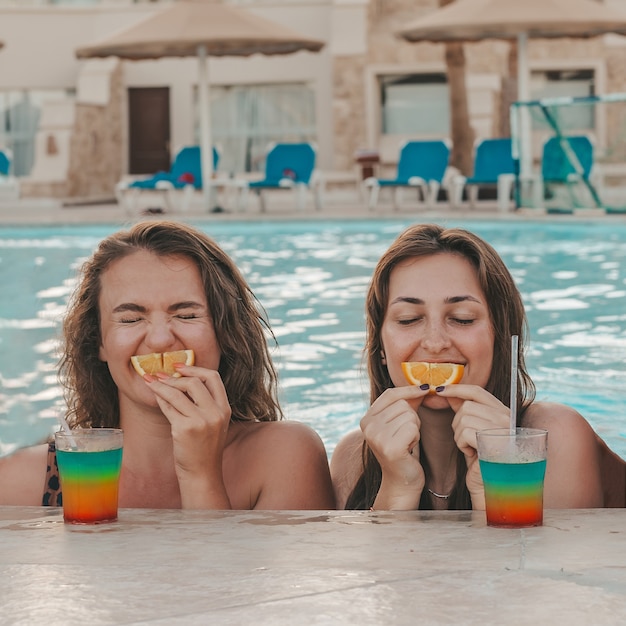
[0,92,40,177]
[198,83,316,175]
[0,89,74,177]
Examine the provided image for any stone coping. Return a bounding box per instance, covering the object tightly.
[1,506,625,624]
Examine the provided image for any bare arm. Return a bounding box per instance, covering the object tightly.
[330,429,365,509]
[0,444,49,506]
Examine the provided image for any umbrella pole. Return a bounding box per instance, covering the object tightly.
[198,44,214,211]
[517,32,533,180]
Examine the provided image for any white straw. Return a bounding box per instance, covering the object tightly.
[56,410,77,448]
[510,335,519,434]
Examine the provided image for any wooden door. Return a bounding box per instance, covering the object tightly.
[128,87,170,174]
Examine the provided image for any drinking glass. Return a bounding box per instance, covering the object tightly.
[54,428,123,524]
[477,427,548,528]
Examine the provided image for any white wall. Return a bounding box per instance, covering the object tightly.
[0,0,347,171]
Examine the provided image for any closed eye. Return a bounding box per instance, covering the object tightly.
[119,317,143,324]
[397,316,422,325]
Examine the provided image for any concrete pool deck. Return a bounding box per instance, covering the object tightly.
[2,189,626,226]
[2,506,625,625]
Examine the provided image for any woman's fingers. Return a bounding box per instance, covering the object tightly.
[437,384,510,457]
[144,367,233,466]
[364,385,430,422]
[147,368,229,417]
[360,386,429,482]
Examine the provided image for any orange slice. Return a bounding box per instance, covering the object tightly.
[131,349,195,378]
[401,361,464,393]
[162,350,195,375]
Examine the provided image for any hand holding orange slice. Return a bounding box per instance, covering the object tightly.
[131,350,195,378]
[401,361,464,393]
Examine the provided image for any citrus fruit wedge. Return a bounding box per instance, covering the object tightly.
[401,361,464,393]
[131,349,195,377]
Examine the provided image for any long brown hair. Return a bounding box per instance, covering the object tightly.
[59,220,282,427]
[346,223,536,510]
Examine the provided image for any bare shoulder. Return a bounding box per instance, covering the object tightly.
[522,401,603,507]
[0,443,50,505]
[521,401,597,441]
[243,419,329,455]
[330,429,364,510]
[230,420,334,510]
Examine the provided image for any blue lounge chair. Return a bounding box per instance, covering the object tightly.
[0,148,20,201]
[537,135,601,213]
[237,142,320,212]
[116,146,218,214]
[0,149,10,176]
[450,138,516,211]
[541,135,594,184]
[364,140,451,210]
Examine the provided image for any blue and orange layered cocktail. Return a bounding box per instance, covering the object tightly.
[477,428,548,528]
[55,428,123,524]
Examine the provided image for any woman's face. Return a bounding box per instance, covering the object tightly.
[98,250,220,409]
[381,252,494,408]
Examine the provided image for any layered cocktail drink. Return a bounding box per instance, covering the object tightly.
[477,428,548,528]
[55,428,123,524]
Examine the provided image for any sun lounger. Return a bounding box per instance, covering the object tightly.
[115,145,218,214]
[529,135,602,212]
[450,138,516,211]
[0,149,20,201]
[363,139,451,211]
[235,142,321,212]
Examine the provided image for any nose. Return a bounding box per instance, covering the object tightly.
[144,316,177,353]
[419,319,452,354]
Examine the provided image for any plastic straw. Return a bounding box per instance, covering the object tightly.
[509,335,519,434]
[56,410,77,448]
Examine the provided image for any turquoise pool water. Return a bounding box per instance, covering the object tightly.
[1,219,625,459]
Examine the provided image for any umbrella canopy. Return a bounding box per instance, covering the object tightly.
[397,0,626,175]
[398,0,626,43]
[76,0,324,208]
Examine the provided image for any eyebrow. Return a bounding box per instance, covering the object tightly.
[112,301,206,314]
[390,295,482,305]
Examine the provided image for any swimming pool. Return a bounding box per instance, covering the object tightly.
[1,219,626,459]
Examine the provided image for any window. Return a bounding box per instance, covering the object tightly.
[380,73,449,135]
[196,83,317,175]
[0,89,74,177]
[530,69,595,132]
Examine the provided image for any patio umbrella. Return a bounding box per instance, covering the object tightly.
[397,0,626,176]
[75,0,324,209]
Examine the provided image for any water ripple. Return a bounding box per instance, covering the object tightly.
[1,220,626,459]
